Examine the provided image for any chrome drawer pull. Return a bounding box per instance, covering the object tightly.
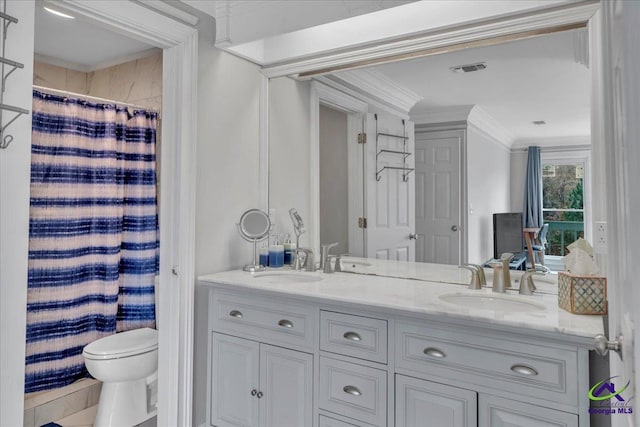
[343,385,362,396]
[278,319,294,328]
[423,347,446,358]
[229,310,243,318]
[510,364,538,376]
[343,331,362,341]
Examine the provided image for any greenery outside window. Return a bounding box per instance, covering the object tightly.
[542,162,586,256]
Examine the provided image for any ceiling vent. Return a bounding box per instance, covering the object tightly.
[450,62,487,73]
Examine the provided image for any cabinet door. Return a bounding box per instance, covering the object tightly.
[259,344,313,427]
[211,333,259,427]
[396,375,477,427]
[479,394,578,427]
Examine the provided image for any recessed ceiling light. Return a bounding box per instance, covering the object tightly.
[532,120,547,125]
[450,62,487,73]
[43,6,75,19]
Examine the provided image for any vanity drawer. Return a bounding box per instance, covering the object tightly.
[319,357,387,426]
[320,311,388,364]
[395,322,578,408]
[210,290,315,351]
[319,415,362,427]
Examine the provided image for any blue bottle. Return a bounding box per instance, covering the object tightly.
[269,243,284,268]
[259,244,269,267]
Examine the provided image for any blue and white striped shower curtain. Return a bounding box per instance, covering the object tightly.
[25,90,159,393]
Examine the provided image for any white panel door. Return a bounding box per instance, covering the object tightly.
[479,394,577,427]
[396,374,477,427]
[414,129,462,265]
[259,344,313,427]
[211,333,260,427]
[364,112,415,261]
[601,3,639,427]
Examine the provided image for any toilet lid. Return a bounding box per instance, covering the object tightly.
[83,327,158,360]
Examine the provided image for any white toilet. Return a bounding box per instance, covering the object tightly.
[83,327,158,427]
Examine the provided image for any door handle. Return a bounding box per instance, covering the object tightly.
[594,334,623,357]
[451,225,459,232]
[409,232,418,240]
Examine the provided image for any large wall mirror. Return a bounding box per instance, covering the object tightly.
[268,27,591,278]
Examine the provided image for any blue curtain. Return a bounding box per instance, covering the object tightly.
[523,146,543,228]
[25,90,159,393]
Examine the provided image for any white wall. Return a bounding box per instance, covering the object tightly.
[268,76,312,245]
[510,149,528,212]
[0,1,35,425]
[193,45,263,426]
[319,105,348,255]
[466,125,511,263]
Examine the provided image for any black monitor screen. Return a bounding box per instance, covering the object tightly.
[493,213,523,259]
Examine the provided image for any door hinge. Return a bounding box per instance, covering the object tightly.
[357,133,367,144]
[358,217,368,229]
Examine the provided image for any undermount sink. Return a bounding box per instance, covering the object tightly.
[438,292,546,313]
[253,272,323,283]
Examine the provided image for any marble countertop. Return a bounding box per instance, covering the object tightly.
[199,260,604,346]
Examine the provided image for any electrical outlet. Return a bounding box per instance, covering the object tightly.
[595,221,607,254]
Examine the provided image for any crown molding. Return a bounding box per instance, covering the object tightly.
[467,106,516,150]
[412,105,516,149]
[316,75,409,119]
[512,135,591,150]
[411,105,475,125]
[136,0,199,26]
[326,68,422,115]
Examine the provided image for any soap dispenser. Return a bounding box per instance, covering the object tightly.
[269,239,284,268]
[283,237,296,266]
[259,243,269,267]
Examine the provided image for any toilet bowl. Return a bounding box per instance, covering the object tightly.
[83,328,158,427]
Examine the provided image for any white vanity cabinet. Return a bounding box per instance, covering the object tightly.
[203,278,594,427]
[395,374,477,427]
[210,333,313,427]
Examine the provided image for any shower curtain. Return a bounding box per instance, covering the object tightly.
[25,90,159,393]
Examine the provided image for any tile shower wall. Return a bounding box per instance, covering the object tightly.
[33,50,162,111]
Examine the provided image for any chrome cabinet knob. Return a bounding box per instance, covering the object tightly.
[409,232,418,240]
[256,391,263,399]
[451,225,459,232]
[250,389,257,396]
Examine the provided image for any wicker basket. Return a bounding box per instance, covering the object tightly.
[558,272,607,315]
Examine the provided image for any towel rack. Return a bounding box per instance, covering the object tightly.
[374,114,414,182]
[0,7,29,149]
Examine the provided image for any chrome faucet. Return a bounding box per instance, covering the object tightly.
[324,255,337,273]
[460,264,485,290]
[296,248,315,272]
[320,242,338,271]
[334,254,349,272]
[500,253,514,290]
[519,270,545,295]
[488,262,506,293]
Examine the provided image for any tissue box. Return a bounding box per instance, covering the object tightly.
[558,272,607,315]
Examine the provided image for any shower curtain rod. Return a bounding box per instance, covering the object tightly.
[32,85,159,113]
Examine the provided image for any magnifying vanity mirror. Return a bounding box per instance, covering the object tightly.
[237,209,271,272]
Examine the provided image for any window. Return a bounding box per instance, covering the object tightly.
[542,161,586,256]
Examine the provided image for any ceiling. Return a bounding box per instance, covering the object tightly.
[358,29,591,141]
[34,2,156,71]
